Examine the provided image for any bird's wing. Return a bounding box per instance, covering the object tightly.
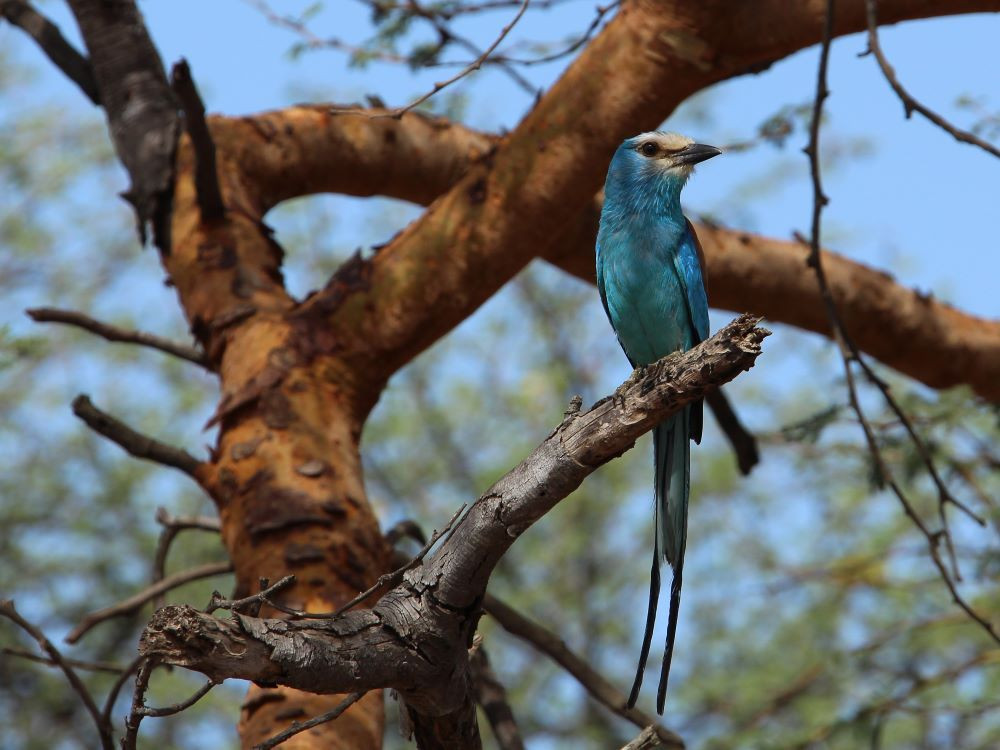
[679,219,710,344]
[596,236,638,369]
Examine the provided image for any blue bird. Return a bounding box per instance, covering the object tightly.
[596,131,720,714]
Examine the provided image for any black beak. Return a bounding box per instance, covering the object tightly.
[672,143,722,166]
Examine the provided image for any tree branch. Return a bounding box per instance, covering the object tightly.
[865,0,1000,159]
[66,561,233,644]
[291,0,1000,389]
[65,0,179,247]
[170,59,226,221]
[0,600,113,749]
[139,315,767,743]
[469,637,524,750]
[483,594,684,748]
[0,0,99,104]
[217,103,1000,400]
[71,395,204,478]
[26,307,208,366]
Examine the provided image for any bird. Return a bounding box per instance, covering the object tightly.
[595,131,720,714]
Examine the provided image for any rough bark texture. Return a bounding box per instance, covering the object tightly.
[140,317,768,748]
[203,107,1000,399]
[22,0,999,747]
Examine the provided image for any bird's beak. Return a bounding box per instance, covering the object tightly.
[672,143,722,166]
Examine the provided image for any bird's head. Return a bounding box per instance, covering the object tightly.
[604,131,721,212]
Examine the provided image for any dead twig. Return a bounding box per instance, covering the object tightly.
[0,600,113,749]
[152,507,222,608]
[67,561,233,643]
[864,0,1000,159]
[27,307,208,366]
[483,594,684,748]
[71,395,204,478]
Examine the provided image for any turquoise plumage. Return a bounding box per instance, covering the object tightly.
[596,131,720,714]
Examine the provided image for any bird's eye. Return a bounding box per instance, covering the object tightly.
[639,142,658,157]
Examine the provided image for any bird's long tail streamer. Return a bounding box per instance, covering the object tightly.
[628,409,690,714]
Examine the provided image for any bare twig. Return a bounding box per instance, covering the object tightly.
[137,677,219,717]
[469,636,524,750]
[170,59,226,222]
[27,307,208,366]
[67,561,233,644]
[383,0,531,118]
[101,655,145,731]
[864,0,1000,159]
[805,0,999,647]
[0,0,100,104]
[0,600,113,749]
[152,507,222,608]
[205,574,295,616]
[122,658,155,750]
[253,691,365,750]
[483,594,684,748]
[494,2,615,67]
[1,645,123,674]
[71,395,204,478]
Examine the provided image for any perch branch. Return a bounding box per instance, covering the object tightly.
[139,316,766,738]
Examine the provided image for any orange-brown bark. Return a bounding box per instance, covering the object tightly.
[165,138,390,748]
[198,107,1000,400]
[140,1,1000,747]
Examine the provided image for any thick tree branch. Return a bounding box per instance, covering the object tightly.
[140,316,767,743]
[66,0,179,246]
[27,307,208,366]
[290,0,1000,389]
[0,0,99,104]
[218,102,1000,400]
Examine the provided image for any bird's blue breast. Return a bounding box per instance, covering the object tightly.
[597,217,707,367]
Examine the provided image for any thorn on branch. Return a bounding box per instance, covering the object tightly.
[0,0,100,104]
[170,58,226,222]
[27,307,208,367]
[71,394,204,478]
